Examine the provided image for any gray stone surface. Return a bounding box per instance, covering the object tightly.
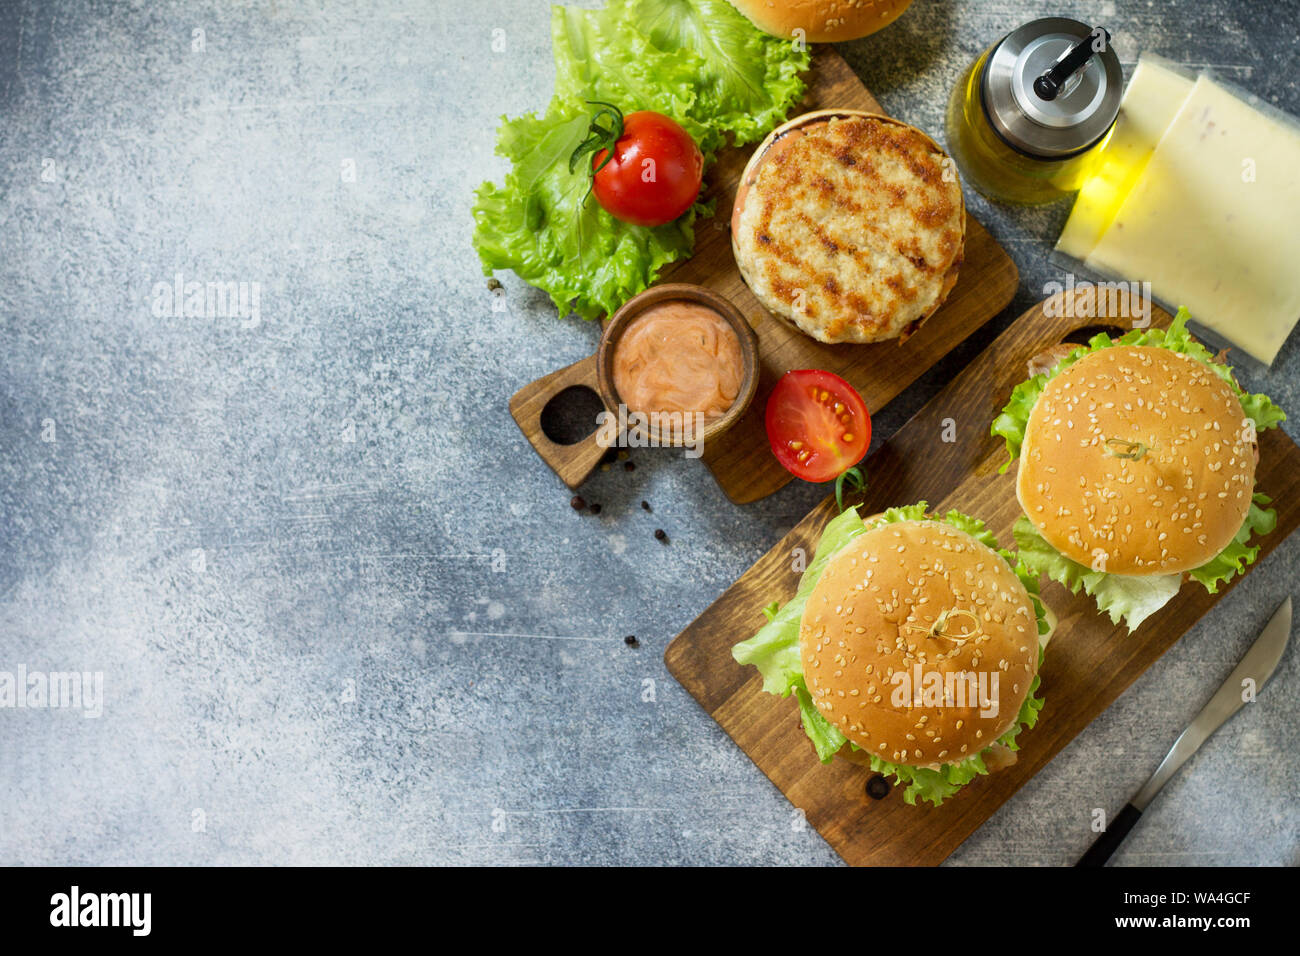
[0,0,1296,866]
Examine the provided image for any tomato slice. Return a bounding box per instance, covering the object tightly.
[765,370,871,483]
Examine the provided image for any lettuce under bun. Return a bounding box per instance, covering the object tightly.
[992,308,1285,631]
[733,504,1051,806]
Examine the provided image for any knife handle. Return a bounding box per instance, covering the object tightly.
[1076,803,1143,867]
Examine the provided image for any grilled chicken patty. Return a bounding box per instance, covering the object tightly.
[731,113,965,344]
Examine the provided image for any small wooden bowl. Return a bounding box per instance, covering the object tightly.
[596,283,759,449]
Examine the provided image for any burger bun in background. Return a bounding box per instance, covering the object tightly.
[727,0,915,43]
[1016,346,1257,576]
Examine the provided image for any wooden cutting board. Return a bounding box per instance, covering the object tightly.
[510,48,1018,502]
[664,288,1300,866]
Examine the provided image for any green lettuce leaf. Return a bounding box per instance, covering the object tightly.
[472,0,809,320]
[1013,515,1183,631]
[1187,493,1276,593]
[473,104,700,320]
[1157,312,1287,432]
[626,0,809,147]
[990,375,1043,469]
[869,750,989,807]
[733,502,1050,806]
[793,679,847,762]
[991,306,1286,472]
[551,2,719,154]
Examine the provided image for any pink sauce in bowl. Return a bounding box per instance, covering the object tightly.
[611,299,744,421]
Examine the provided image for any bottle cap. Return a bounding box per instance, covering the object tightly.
[982,18,1122,159]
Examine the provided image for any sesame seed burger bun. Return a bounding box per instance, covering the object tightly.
[1017,346,1256,576]
[799,518,1041,768]
[727,0,915,42]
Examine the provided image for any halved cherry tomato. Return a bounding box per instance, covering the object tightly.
[765,370,871,483]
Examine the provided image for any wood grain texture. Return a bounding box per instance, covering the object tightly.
[510,48,1018,500]
[508,354,605,490]
[664,289,1300,866]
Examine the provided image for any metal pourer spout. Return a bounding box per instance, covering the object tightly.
[1033,26,1111,101]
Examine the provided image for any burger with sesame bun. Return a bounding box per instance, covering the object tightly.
[733,502,1053,806]
[726,0,914,42]
[993,308,1286,632]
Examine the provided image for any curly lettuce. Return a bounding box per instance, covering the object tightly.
[1013,517,1182,632]
[991,307,1285,629]
[474,2,715,321]
[472,0,810,320]
[473,106,700,321]
[625,0,809,147]
[1187,494,1277,593]
[732,503,1050,805]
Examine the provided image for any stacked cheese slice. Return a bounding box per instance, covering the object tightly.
[1056,54,1300,365]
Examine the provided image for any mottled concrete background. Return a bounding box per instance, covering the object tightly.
[1,0,1297,866]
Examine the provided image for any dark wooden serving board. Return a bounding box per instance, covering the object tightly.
[510,48,1018,502]
[664,288,1300,866]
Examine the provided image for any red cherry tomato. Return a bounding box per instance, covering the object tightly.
[590,111,703,227]
[765,370,871,483]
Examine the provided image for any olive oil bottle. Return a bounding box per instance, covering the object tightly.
[946,18,1122,205]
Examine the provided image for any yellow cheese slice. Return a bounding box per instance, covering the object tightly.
[1056,54,1194,261]
[1083,75,1300,365]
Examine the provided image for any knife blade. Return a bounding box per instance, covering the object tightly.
[1077,596,1293,867]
